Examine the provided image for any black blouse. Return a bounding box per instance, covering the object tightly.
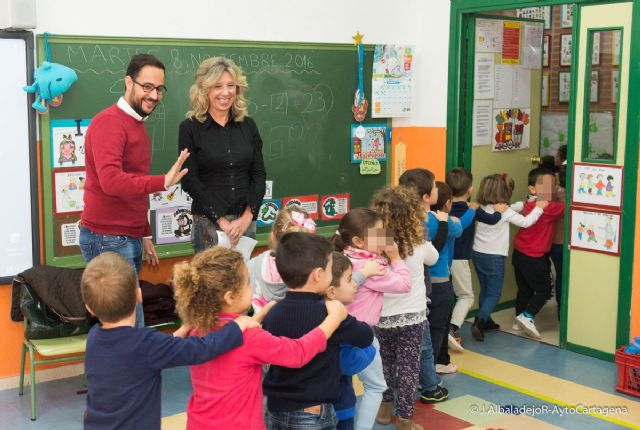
[178,114,266,222]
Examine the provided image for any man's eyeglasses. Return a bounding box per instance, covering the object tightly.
[132,78,168,95]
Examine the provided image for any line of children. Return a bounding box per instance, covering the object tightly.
[370,186,439,430]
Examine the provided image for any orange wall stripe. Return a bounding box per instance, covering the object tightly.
[391,126,447,184]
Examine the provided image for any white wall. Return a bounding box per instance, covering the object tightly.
[34,0,450,127]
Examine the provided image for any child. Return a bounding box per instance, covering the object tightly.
[512,167,565,339]
[333,207,411,430]
[548,164,567,320]
[445,168,501,350]
[398,168,450,402]
[471,173,546,341]
[173,247,347,430]
[327,252,376,430]
[262,232,374,430]
[80,252,253,430]
[248,206,316,312]
[371,186,439,430]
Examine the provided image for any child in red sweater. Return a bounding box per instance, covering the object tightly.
[172,247,348,430]
[512,167,565,339]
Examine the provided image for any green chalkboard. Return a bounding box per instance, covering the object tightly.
[39,35,389,267]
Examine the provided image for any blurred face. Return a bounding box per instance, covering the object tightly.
[429,186,439,206]
[363,220,393,254]
[529,174,556,201]
[208,71,237,117]
[230,266,253,314]
[331,267,357,305]
[125,65,165,117]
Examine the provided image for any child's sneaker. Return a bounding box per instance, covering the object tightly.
[511,321,523,331]
[448,327,464,352]
[516,313,541,339]
[435,363,458,374]
[420,386,449,404]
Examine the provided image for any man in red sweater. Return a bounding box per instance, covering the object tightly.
[512,167,565,339]
[79,54,189,327]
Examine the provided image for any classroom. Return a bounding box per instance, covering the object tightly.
[1,0,640,429]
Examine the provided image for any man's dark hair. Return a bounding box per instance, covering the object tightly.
[276,232,333,289]
[398,168,435,199]
[446,167,473,197]
[126,54,165,80]
[528,166,555,187]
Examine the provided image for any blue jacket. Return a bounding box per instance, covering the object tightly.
[426,210,472,279]
[450,201,501,260]
[334,344,376,421]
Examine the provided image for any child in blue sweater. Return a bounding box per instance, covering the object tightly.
[327,252,376,430]
[80,252,255,430]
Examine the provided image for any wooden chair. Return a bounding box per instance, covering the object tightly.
[18,318,87,420]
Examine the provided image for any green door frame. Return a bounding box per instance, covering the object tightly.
[447,0,640,361]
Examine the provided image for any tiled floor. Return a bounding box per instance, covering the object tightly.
[1,321,637,430]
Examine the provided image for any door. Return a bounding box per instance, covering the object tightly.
[564,2,635,358]
[468,15,544,314]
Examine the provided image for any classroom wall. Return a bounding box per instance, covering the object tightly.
[1,0,451,379]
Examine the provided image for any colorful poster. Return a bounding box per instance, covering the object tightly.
[282,195,319,220]
[52,169,86,215]
[492,108,530,151]
[351,124,388,163]
[475,18,502,52]
[155,206,192,244]
[50,119,90,168]
[149,184,192,210]
[572,163,623,210]
[257,199,281,227]
[501,21,521,64]
[372,45,414,117]
[570,208,620,256]
[320,193,350,221]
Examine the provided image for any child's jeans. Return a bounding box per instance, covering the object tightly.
[472,251,506,321]
[266,404,337,430]
[355,337,386,430]
[419,318,441,391]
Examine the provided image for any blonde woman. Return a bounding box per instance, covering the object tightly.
[179,57,266,253]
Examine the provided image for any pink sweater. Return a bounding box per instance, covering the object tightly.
[187,313,327,430]
[346,259,411,326]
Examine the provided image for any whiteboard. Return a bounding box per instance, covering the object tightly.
[0,33,37,281]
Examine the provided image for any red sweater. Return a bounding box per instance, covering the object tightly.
[187,313,327,430]
[513,200,565,257]
[81,104,165,238]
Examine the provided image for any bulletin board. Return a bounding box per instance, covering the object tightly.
[37,35,391,268]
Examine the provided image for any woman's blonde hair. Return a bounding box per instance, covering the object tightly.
[476,174,513,205]
[371,186,426,259]
[186,57,249,123]
[173,247,245,334]
[270,206,313,249]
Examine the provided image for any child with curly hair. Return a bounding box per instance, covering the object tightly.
[173,247,348,430]
[370,186,439,430]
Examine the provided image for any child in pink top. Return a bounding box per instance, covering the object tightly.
[333,207,411,430]
[173,247,348,430]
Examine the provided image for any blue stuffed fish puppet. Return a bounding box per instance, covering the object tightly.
[23,61,78,113]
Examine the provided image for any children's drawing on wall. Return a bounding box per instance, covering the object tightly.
[50,119,90,168]
[257,199,281,227]
[540,112,613,157]
[282,195,319,219]
[350,124,388,162]
[492,107,530,151]
[149,184,192,210]
[53,169,85,214]
[155,206,192,244]
[570,208,620,255]
[572,163,623,210]
[320,193,350,221]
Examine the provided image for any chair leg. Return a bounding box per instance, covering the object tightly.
[28,345,36,420]
[18,342,26,396]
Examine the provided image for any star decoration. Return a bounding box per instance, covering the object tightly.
[352,31,364,46]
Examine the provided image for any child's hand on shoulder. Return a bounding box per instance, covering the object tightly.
[383,242,401,262]
[251,301,277,324]
[325,299,348,321]
[536,200,549,208]
[433,210,449,222]
[173,323,192,338]
[468,202,479,210]
[234,315,261,331]
[450,216,460,223]
[494,203,508,213]
[362,259,385,278]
